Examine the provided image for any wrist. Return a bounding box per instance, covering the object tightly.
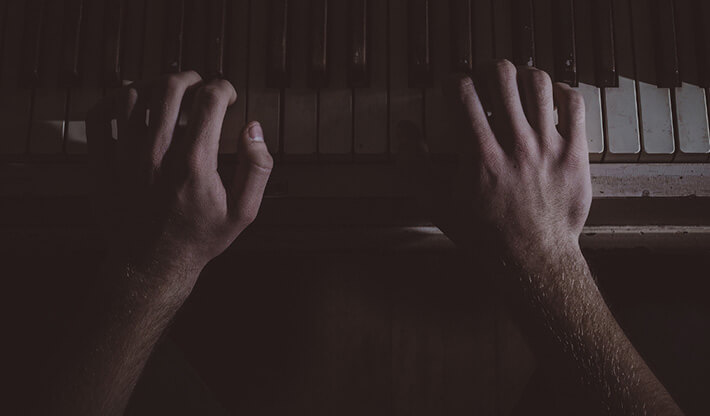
[102,251,203,307]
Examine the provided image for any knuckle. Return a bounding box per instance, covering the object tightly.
[529,68,551,88]
[247,147,274,172]
[196,85,230,109]
[494,59,517,79]
[161,74,184,94]
[234,205,258,226]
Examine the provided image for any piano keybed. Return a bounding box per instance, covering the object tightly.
[0,0,709,250]
[0,0,709,162]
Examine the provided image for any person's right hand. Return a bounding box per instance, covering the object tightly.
[399,60,592,264]
[87,71,272,293]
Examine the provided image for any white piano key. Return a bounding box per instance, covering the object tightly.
[219,0,249,155]
[29,0,67,155]
[533,0,554,76]
[424,0,454,156]
[603,76,640,161]
[575,0,605,160]
[577,82,604,161]
[472,0,494,64]
[353,0,388,158]
[603,0,640,162]
[636,82,675,161]
[0,2,32,155]
[29,89,67,155]
[283,0,317,160]
[66,0,106,155]
[630,0,675,161]
[492,0,512,60]
[247,0,281,155]
[389,0,423,155]
[141,0,165,80]
[318,0,353,159]
[674,0,710,162]
[674,84,710,161]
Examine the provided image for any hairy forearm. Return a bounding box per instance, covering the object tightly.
[503,241,683,415]
[46,257,198,416]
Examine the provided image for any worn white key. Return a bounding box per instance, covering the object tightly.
[66,0,106,155]
[492,0,512,60]
[247,0,281,155]
[674,0,710,161]
[354,0,388,158]
[603,0,640,162]
[424,0,454,156]
[0,2,32,155]
[30,0,68,155]
[473,0,494,64]
[674,84,710,161]
[577,83,604,160]
[603,77,640,161]
[629,0,674,161]
[220,0,249,155]
[574,0,605,161]
[29,89,67,155]
[389,0,423,155]
[283,0,317,160]
[319,0,352,159]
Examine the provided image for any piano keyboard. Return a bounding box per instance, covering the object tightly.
[0,0,709,162]
[0,0,709,249]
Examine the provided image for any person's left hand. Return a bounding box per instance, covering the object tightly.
[87,72,272,290]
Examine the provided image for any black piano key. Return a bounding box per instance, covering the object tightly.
[408,0,431,87]
[309,0,327,87]
[551,0,577,86]
[450,0,473,73]
[183,0,207,76]
[511,0,535,66]
[103,0,124,86]
[267,0,289,88]
[349,0,368,87]
[163,0,184,73]
[652,0,680,87]
[694,0,710,87]
[207,0,226,79]
[21,0,45,87]
[122,0,145,82]
[591,0,617,87]
[61,0,84,86]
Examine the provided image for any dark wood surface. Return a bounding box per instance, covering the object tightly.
[6,231,709,415]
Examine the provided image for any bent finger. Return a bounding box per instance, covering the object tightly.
[181,79,237,174]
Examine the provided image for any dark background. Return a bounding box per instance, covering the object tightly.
[6,230,709,415]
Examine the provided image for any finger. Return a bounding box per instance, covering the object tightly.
[147,71,202,167]
[229,121,273,230]
[86,96,117,175]
[444,74,502,163]
[553,82,587,154]
[478,60,534,150]
[180,79,237,174]
[517,66,555,137]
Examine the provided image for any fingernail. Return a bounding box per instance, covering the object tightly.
[248,123,264,142]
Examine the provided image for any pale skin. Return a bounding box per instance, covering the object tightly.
[40,61,683,415]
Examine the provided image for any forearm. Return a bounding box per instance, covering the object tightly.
[503,241,682,415]
[47,257,197,416]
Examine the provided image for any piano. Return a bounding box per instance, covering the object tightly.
[0,0,709,252]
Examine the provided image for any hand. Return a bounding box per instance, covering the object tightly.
[87,72,273,288]
[400,60,591,262]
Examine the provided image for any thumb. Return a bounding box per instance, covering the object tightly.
[229,121,273,229]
